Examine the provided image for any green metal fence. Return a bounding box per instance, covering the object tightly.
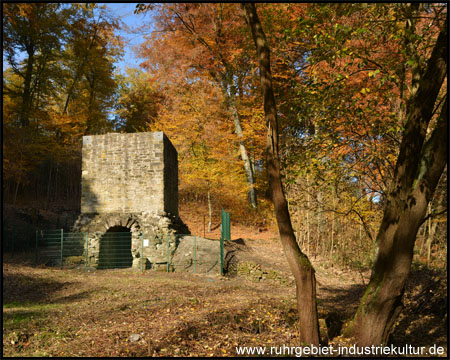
[35,229,86,269]
[33,230,225,275]
[3,213,78,255]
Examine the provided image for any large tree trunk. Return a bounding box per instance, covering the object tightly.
[242,3,320,345]
[351,21,447,346]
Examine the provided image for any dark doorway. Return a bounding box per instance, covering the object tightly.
[98,226,132,269]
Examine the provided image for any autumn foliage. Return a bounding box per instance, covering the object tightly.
[3,2,447,349]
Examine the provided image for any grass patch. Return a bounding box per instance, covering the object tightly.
[4,311,39,326]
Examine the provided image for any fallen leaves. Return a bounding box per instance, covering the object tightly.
[2,243,447,357]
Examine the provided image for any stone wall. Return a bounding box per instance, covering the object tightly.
[81,132,177,215]
[73,211,189,269]
[73,211,222,273]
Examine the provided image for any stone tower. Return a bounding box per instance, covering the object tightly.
[73,132,189,269]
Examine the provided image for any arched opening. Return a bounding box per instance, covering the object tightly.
[98,226,132,269]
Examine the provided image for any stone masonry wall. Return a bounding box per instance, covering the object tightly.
[81,132,177,215]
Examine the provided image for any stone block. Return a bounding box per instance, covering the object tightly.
[81,132,178,215]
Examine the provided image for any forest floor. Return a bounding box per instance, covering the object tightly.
[2,221,447,357]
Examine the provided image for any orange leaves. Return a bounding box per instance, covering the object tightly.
[136,3,269,212]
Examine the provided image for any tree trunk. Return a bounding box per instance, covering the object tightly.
[13,181,20,205]
[426,218,438,265]
[316,191,322,256]
[85,72,97,134]
[330,192,335,261]
[63,25,99,114]
[19,49,35,127]
[351,28,447,344]
[54,161,59,203]
[207,186,212,233]
[352,113,447,345]
[242,3,320,345]
[306,174,311,255]
[225,91,258,210]
[46,158,53,210]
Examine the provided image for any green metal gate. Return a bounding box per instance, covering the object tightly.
[98,231,133,269]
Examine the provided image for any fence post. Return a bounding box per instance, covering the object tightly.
[140,233,144,273]
[85,232,89,270]
[166,235,170,273]
[194,235,197,274]
[220,209,231,241]
[220,235,224,276]
[60,229,64,270]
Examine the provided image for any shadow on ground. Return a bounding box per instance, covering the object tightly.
[316,266,447,347]
[390,266,447,348]
[3,266,92,306]
[3,272,67,305]
[316,283,365,340]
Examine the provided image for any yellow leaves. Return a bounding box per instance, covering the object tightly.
[16,4,35,19]
[360,87,371,94]
[229,48,244,62]
[273,73,290,80]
